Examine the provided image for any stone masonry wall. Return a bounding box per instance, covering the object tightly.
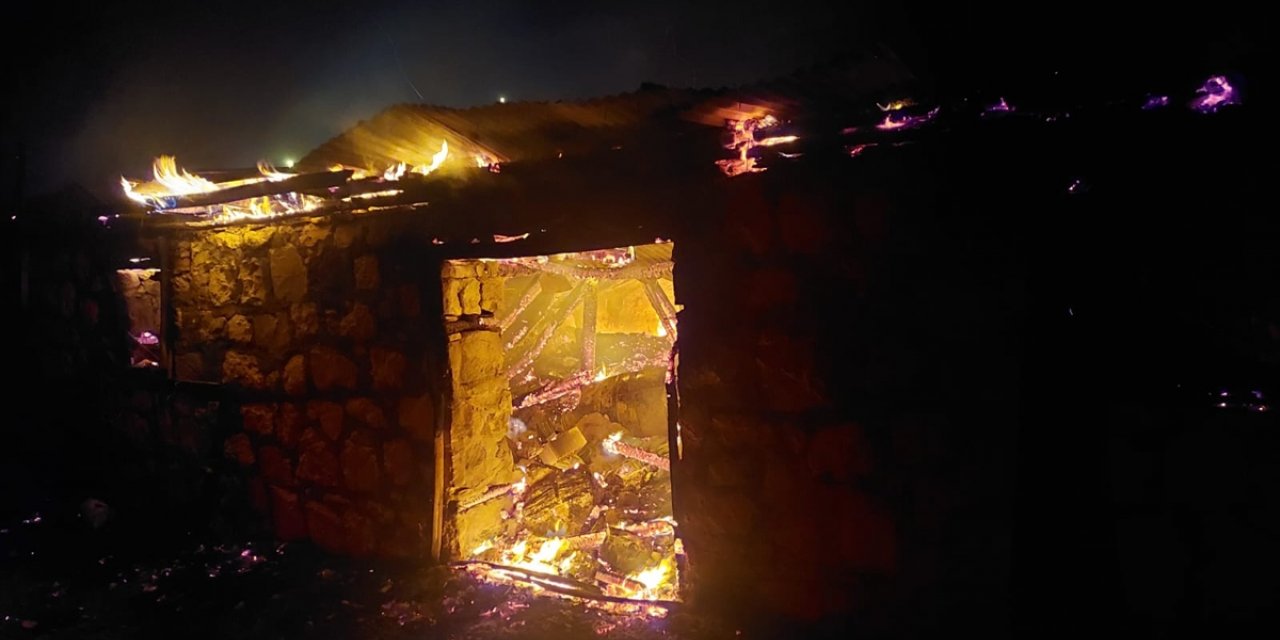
[169,215,443,557]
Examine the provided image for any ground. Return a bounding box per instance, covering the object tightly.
[0,508,736,640]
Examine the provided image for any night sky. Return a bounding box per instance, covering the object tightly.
[2,1,1270,200]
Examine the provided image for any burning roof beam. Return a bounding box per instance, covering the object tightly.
[142,170,353,212]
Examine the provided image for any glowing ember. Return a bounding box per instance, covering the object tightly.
[1190,75,1239,113]
[877,107,940,131]
[494,233,530,243]
[411,140,449,176]
[715,114,796,177]
[1142,94,1170,110]
[847,143,878,157]
[341,189,403,202]
[757,134,799,147]
[984,97,1014,114]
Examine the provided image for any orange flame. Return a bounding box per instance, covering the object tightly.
[383,162,407,181]
[411,140,449,176]
[150,155,219,195]
[256,161,294,182]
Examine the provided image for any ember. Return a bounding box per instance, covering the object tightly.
[715,114,796,176]
[1190,75,1239,113]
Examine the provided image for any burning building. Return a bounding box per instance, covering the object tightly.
[97,51,1167,631]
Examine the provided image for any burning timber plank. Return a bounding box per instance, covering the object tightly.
[164,170,353,210]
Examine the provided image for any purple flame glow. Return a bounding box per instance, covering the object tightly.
[876,107,940,131]
[984,97,1014,115]
[1142,95,1170,110]
[1190,76,1239,113]
[846,143,878,157]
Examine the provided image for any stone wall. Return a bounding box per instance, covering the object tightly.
[671,164,1020,633]
[440,260,518,556]
[152,158,1018,630]
[168,215,443,557]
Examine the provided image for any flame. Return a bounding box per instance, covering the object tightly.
[474,153,496,168]
[877,98,915,112]
[120,178,150,205]
[471,540,494,556]
[121,156,219,206]
[593,366,609,383]
[655,321,668,338]
[150,156,219,195]
[627,559,672,599]
[383,162,407,181]
[503,538,565,575]
[411,140,449,176]
[256,161,294,182]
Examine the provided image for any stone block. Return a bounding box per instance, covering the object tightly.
[207,267,236,306]
[354,255,380,290]
[258,446,295,487]
[398,284,420,317]
[240,403,275,436]
[298,223,331,249]
[333,223,360,249]
[223,351,270,389]
[345,397,387,429]
[442,279,464,317]
[341,431,381,493]
[342,509,377,556]
[269,486,308,541]
[175,352,205,380]
[370,346,407,391]
[253,312,292,353]
[460,278,481,315]
[451,330,503,387]
[455,496,510,559]
[305,501,346,553]
[339,303,376,342]
[227,314,252,344]
[382,438,415,486]
[283,354,307,396]
[441,262,474,278]
[297,438,341,488]
[308,347,357,391]
[223,433,255,466]
[269,246,307,302]
[479,277,503,314]
[276,403,305,449]
[307,401,345,441]
[290,303,318,338]
[239,258,266,305]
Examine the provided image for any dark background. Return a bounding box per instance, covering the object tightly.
[1,1,1271,199]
